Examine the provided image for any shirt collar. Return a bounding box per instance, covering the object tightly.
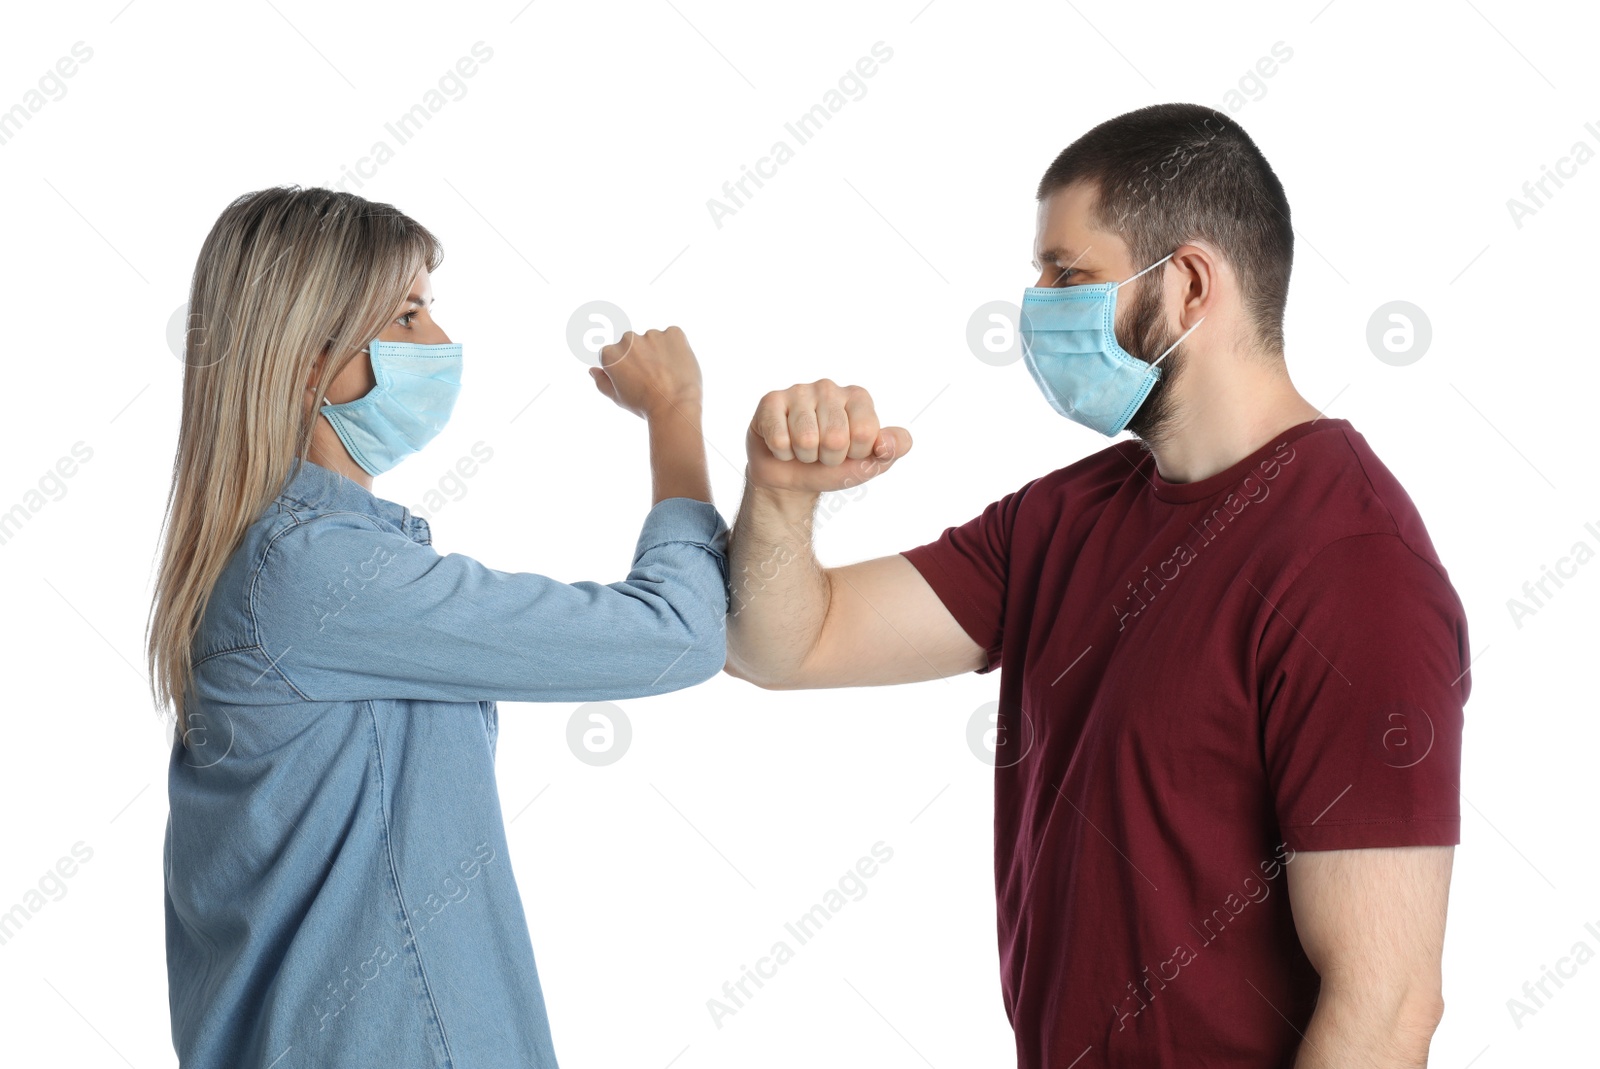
[276,457,432,543]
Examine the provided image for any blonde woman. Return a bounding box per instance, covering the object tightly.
[146,186,728,1068]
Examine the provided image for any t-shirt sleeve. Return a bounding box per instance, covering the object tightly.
[1257,533,1470,852]
[898,477,1040,675]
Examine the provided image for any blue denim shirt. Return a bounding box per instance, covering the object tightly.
[165,457,729,1068]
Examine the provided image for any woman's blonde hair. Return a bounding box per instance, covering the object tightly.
[147,186,442,740]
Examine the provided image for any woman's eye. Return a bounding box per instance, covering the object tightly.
[398,312,417,327]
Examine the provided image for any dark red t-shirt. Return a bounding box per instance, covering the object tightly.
[900,417,1469,1069]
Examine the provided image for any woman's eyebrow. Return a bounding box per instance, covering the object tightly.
[402,294,435,307]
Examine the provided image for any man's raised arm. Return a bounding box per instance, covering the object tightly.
[725,379,984,690]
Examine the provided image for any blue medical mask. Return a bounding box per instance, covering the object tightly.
[1019,251,1204,436]
[320,338,463,476]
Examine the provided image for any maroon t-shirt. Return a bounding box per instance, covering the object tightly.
[900,417,1469,1069]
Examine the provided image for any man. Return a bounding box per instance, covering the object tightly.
[724,103,1468,1068]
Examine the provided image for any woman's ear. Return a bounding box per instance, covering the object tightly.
[302,348,332,427]
[306,345,329,394]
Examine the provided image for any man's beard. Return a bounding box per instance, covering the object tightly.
[1116,275,1188,448]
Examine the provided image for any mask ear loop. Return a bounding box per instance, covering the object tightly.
[322,341,382,413]
[1113,251,1176,290]
[1111,251,1204,369]
[1151,316,1205,368]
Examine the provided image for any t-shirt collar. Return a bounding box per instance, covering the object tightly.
[1144,418,1350,504]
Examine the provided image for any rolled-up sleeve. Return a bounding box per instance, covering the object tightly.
[251,497,729,703]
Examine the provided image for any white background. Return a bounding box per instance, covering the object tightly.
[1,0,1596,1065]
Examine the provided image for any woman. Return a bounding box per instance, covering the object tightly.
[145,186,728,1068]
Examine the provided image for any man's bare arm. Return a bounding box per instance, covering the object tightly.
[724,380,984,689]
[1287,844,1453,1067]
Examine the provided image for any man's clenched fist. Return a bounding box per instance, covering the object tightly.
[746,379,911,494]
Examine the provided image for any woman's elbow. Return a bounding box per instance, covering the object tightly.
[683,614,728,686]
[649,602,727,691]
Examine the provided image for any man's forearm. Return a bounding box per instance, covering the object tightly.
[725,480,827,685]
[1292,984,1443,1068]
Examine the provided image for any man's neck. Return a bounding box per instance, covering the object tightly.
[1142,359,1324,484]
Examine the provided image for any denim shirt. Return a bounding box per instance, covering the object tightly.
[164,457,729,1068]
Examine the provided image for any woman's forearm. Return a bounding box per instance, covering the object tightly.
[645,398,712,505]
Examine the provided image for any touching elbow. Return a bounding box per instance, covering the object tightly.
[687,618,728,686]
[659,599,727,690]
[1380,986,1445,1061]
[721,651,803,690]
[1405,990,1446,1036]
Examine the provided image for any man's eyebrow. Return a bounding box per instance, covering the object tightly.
[1035,245,1092,267]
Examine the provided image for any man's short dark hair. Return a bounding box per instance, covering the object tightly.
[1037,103,1294,355]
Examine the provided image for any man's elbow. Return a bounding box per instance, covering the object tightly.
[1383,975,1445,1037]
[721,654,780,689]
[1325,981,1445,1062]
[1382,991,1445,1067]
[1400,988,1445,1040]
[721,648,808,690]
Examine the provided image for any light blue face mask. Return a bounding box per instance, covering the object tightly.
[1019,251,1204,436]
[320,338,463,476]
